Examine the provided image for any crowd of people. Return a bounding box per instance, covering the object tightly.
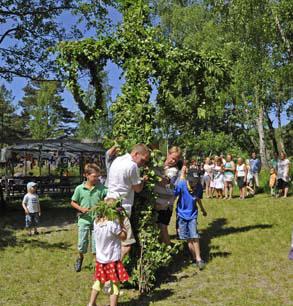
[192,151,290,200]
[20,144,291,306]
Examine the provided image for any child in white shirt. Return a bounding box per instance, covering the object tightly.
[22,182,41,236]
[88,199,129,306]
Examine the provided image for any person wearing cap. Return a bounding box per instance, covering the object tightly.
[174,168,207,270]
[22,182,41,236]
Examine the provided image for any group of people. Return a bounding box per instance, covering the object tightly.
[20,144,291,306]
[70,144,207,306]
[201,152,261,200]
[197,151,290,200]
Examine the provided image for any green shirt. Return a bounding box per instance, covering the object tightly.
[71,183,107,226]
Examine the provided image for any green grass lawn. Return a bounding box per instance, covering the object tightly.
[0,194,292,306]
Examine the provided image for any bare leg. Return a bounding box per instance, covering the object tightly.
[229,184,233,199]
[224,183,228,199]
[79,252,84,260]
[284,187,289,198]
[159,224,171,245]
[121,245,131,260]
[188,239,201,262]
[205,181,210,198]
[110,293,118,306]
[88,287,98,306]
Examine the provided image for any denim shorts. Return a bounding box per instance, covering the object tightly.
[78,224,96,254]
[178,217,199,240]
[25,213,39,228]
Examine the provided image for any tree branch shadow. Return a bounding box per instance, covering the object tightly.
[0,227,72,250]
[123,218,273,305]
[200,218,273,262]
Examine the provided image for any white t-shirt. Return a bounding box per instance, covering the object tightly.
[22,193,39,213]
[107,153,141,216]
[93,220,122,264]
[204,164,213,177]
[277,159,290,181]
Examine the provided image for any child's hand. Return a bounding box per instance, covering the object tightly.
[38,212,41,217]
[80,207,90,214]
[201,209,207,217]
[25,209,29,215]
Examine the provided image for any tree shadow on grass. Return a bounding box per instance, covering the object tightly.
[0,195,76,230]
[0,227,72,250]
[200,218,273,262]
[125,219,273,305]
[120,289,174,306]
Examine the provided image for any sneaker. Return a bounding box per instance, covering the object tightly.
[196,260,206,270]
[74,257,83,272]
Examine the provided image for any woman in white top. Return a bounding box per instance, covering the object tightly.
[213,157,224,199]
[277,151,291,198]
[203,157,213,198]
[236,158,247,200]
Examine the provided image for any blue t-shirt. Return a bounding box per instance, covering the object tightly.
[174,180,200,221]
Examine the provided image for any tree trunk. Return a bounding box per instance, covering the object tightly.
[265,110,278,155]
[256,100,269,168]
[273,13,292,60]
[276,101,285,153]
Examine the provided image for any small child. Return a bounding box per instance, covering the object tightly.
[22,182,41,236]
[245,159,255,196]
[71,163,107,272]
[269,168,277,196]
[174,169,207,270]
[88,199,129,306]
[236,158,247,200]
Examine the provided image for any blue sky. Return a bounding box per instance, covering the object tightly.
[0,6,291,127]
[1,6,125,113]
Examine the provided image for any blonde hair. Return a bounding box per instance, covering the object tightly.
[168,146,181,156]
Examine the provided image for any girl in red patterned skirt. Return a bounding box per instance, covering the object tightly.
[88,199,129,306]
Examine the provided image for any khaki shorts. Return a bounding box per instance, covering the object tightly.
[122,216,136,246]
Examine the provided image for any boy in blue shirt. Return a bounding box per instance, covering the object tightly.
[174,168,207,269]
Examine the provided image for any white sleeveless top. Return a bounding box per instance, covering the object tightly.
[236,164,246,177]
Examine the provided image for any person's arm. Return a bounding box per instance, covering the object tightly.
[197,199,207,216]
[118,223,127,241]
[231,161,236,172]
[70,200,89,214]
[113,220,127,241]
[132,175,148,193]
[22,196,29,215]
[131,164,148,193]
[244,165,248,182]
[258,159,262,173]
[37,197,41,216]
[174,181,183,197]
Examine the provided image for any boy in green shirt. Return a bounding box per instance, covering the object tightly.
[71,163,107,272]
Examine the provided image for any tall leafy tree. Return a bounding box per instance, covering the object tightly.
[156,0,293,164]
[0,0,113,81]
[0,84,24,145]
[19,81,76,139]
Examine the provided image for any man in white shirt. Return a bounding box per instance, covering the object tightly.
[107,143,149,258]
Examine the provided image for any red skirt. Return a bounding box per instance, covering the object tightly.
[94,260,129,284]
